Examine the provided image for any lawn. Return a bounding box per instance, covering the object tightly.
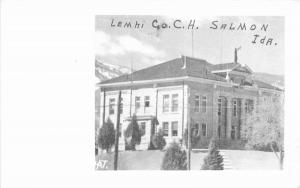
[96,150,206,170]
[95,150,280,170]
[222,150,280,170]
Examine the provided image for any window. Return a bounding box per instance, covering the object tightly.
[171,121,178,136]
[171,94,179,112]
[245,100,248,113]
[256,99,259,113]
[233,99,237,117]
[248,100,254,113]
[194,123,199,136]
[201,96,207,113]
[144,96,150,108]
[109,98,115,115]
[163,95,170,112]
[162,122,169,136]
[201,123,207,137]
[194,95,200,112]
[217,98,222,116]
[139,122,146,136]
[135,96,140,112]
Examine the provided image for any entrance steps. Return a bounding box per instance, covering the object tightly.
[220,150,235,170]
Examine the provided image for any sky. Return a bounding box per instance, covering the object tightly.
[95,16,284,75]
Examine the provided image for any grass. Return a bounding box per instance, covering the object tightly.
[96,150,206,170]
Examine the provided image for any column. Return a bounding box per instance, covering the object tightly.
[226,97,232,139]
[239,98,245,139]
[212,93,219,138]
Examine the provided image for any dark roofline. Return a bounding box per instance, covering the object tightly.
[100,58,181,84]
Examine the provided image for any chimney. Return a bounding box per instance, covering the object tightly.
[234,48,238,63]
[234,46,241,63]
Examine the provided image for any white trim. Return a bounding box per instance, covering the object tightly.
[211,69,233,73]
[98,76,232,88]
[105,90,130,96]
[98,76,283,94]
[98,76,189,87]
[212,70,251,76]
[187,77,232,87]
[157,85,183,91]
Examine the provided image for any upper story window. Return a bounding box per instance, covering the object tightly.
[135,96,141,112]
[233,99,237,117]
[163,95,170,112]
[194,95,200,112]
[217,98,222,116]
[144,96,150,108]
[109,98,115,115]
[162,122,169,136]
[171,121,178,136]
[171,94,179,112]
[201,96,207,113]
[245,100,249,113]
[245,99,254,114]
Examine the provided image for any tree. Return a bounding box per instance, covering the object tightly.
[241,98,284,169]
[98,118,115,153]
[161,142,187,170]
[151,129,166,150]
[201,138,224,170]
[124,114,141,150]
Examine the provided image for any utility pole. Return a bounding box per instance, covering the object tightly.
[114,90,122,170]
[102,89,106,125]
[191,29,194,57]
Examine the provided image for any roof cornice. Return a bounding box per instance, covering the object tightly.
[97,76,232,88]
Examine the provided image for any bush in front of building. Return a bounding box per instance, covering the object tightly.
[201,138,224,170]
[98,118,116,153]
[151,129,166,150]
[124,114,141,150]
[161,142,187,170]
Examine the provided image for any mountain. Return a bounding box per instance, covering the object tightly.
[253,72,284,89]
[95,59,132,129]
[95,59,132,82]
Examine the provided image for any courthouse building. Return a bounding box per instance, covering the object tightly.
[97,55,283,150]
